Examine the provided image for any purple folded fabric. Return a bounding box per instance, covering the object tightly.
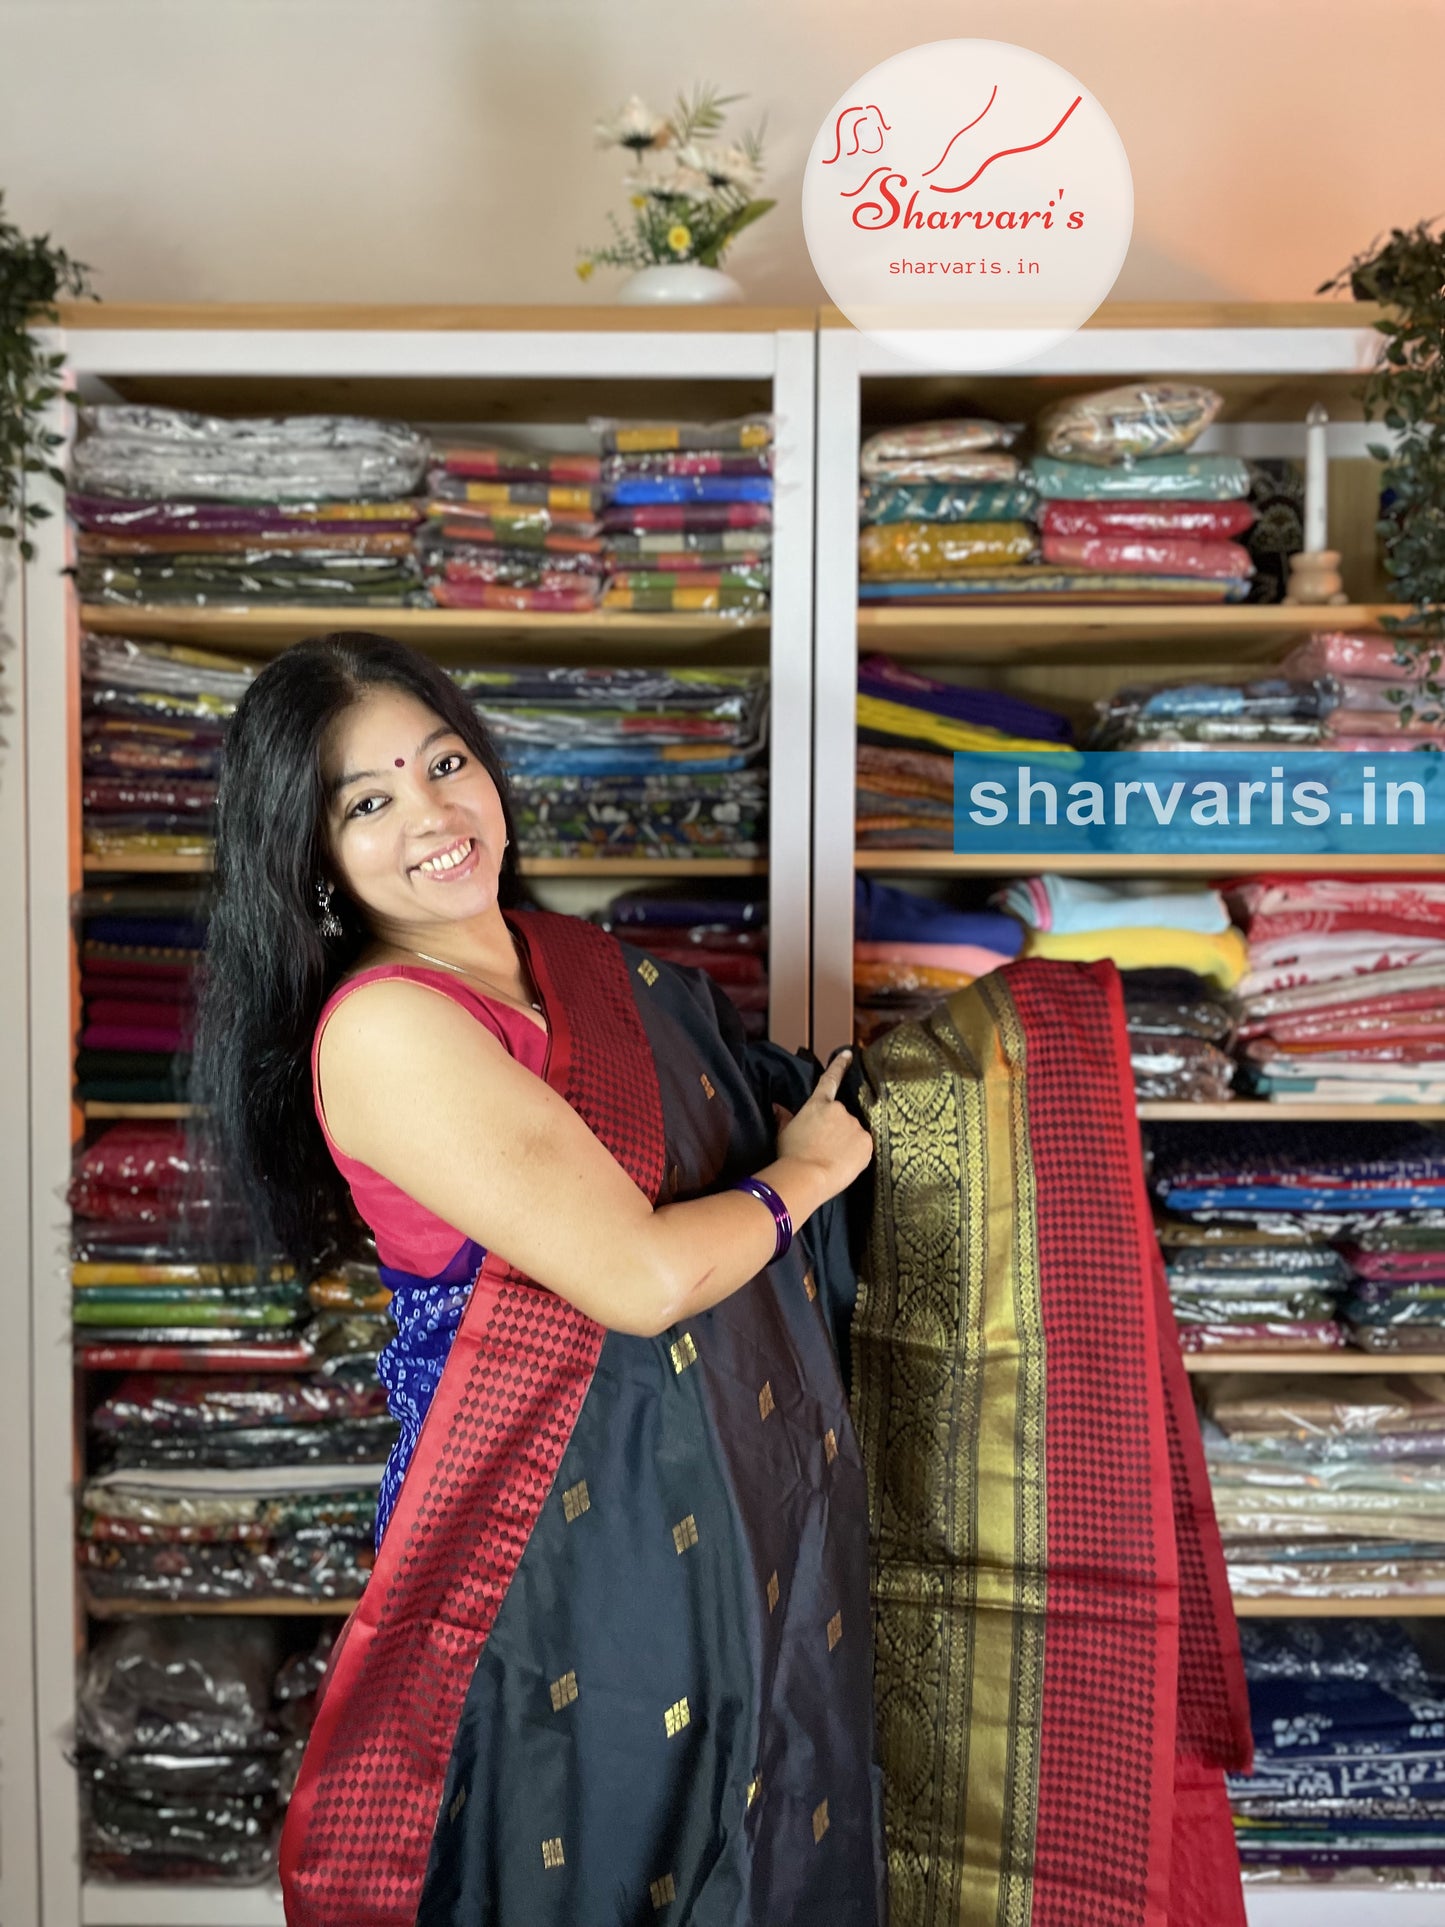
[859,653,1072,742]
[68,495,420,536]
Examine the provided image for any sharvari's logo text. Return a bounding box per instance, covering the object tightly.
[802,40,1133,369]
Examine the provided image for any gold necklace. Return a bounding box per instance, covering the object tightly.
[405,939,543,1013]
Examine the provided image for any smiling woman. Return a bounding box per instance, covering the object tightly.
[190,631,885,1926]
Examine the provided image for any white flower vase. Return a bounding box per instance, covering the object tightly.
[617,263,743,306]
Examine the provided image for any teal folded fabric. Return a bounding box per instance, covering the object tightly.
[858,482,1038,525]
[1031,455,1252,501]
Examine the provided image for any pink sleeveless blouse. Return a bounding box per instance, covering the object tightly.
[311,963,549,1273]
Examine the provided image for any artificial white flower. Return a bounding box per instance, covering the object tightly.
[596,95,671,151]
[678,142,760,191]
[629,160,711,201]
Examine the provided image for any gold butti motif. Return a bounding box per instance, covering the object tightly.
[663,1697,691,1738]
[549,1671,578,1712]
[766,1570,780,1613]
[670,1332,698,1375]
[561,1479,590,1523]
[826,1610,843,1653]
[637,958,660,987]
[541,1837,565,1870]
[757,1380,775,1420]
[699,1072,715,1099]
[803,1267,817,1301]
[672,1514,699,1554]
[649,1873,677,1908]
[823,1427,838,1464]
[852,982,1047,1926]
[812,1799,830,1844]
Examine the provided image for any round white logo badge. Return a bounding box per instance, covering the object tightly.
[803,39,1134,368]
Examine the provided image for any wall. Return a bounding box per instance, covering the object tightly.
[0,0,1441,306]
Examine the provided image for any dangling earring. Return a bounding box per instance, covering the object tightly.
[316,880,344,939]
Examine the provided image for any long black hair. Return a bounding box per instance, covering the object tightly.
[192,630,524,1275]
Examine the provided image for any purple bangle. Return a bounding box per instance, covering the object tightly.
[733,1177,793,1263]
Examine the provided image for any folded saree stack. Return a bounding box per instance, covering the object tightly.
[998,875,1244,1100]
[856,652,1071,849]
[1153,1121,1445,1355]
[1200,1373,1445,1598]
[72,1124,390,1607]
[856,415,1039,604]
[77,883,208,1102]
[593,890,770,1038]
[1228,1619,1445,1881]
[71,405,430,607]
[1226,875,1445,1106]
[1027,382,1255,603]
[1283,628,1445,753]
[595,414,773,613]
[852,875,1022,1043]
[1090,673,1337,750]
[421,441,606,612]
[79,1618,294,1881]
[451,662,768,858]
[81,633,249,862]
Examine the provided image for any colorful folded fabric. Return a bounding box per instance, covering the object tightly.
[592,416,772,455]
[858,482,1037,525]
[859,418,1021,478]
[859,521,1037,577]
[1038,500,1257,539]
[1032,454,1253,501]
[1035,383,1223,466]
[859,571,1250,603]
[1025,924,1249,988]
[1041,533,1254,579]
[997,875,1232,936]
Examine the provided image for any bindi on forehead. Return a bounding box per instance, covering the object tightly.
[394,757,405,767]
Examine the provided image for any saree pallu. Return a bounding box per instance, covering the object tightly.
[851,959,1251,1925]
[281,911,885,1926]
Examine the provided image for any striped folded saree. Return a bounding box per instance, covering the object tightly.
[280,911,885,1926]
[851,958,1252,1926]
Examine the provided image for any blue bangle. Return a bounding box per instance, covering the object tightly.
[733,1177,793,1263]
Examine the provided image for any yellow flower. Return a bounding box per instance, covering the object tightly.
[575,260,595,282]
[631,195,646,209]
[667,224,692,255]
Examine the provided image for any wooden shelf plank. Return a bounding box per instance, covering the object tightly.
[84,1595,359,1619]
[79,604,770,658]
[1232,1594,1445,1618]
[83,1883,285,1927]
[1186,1353,1445,1375]
[856,604,1407,664]
[83,854,767,878]
[59,302,814,333]
[855,851,1444,876]
[1140,1102,1445,1122]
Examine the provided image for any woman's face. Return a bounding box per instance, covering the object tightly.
[321,687,509,940]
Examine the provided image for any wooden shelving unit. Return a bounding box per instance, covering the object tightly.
[817,303,1443,1927]
[20,305,820,1927]
[856,601,1408,664]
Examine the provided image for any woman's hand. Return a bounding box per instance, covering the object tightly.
[774,1051,873,1198]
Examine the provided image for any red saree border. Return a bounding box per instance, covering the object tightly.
[1002,959,1181,1927]
[281,913,667,1926]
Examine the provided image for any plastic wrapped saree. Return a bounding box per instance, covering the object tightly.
[851,958,1253,1926]
[280,910,886,1926]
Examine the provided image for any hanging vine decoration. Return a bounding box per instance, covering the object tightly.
[1320,216,1445,717]
[0,193,95,561]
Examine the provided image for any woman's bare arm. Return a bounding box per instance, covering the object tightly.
[317,979,870,1338]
